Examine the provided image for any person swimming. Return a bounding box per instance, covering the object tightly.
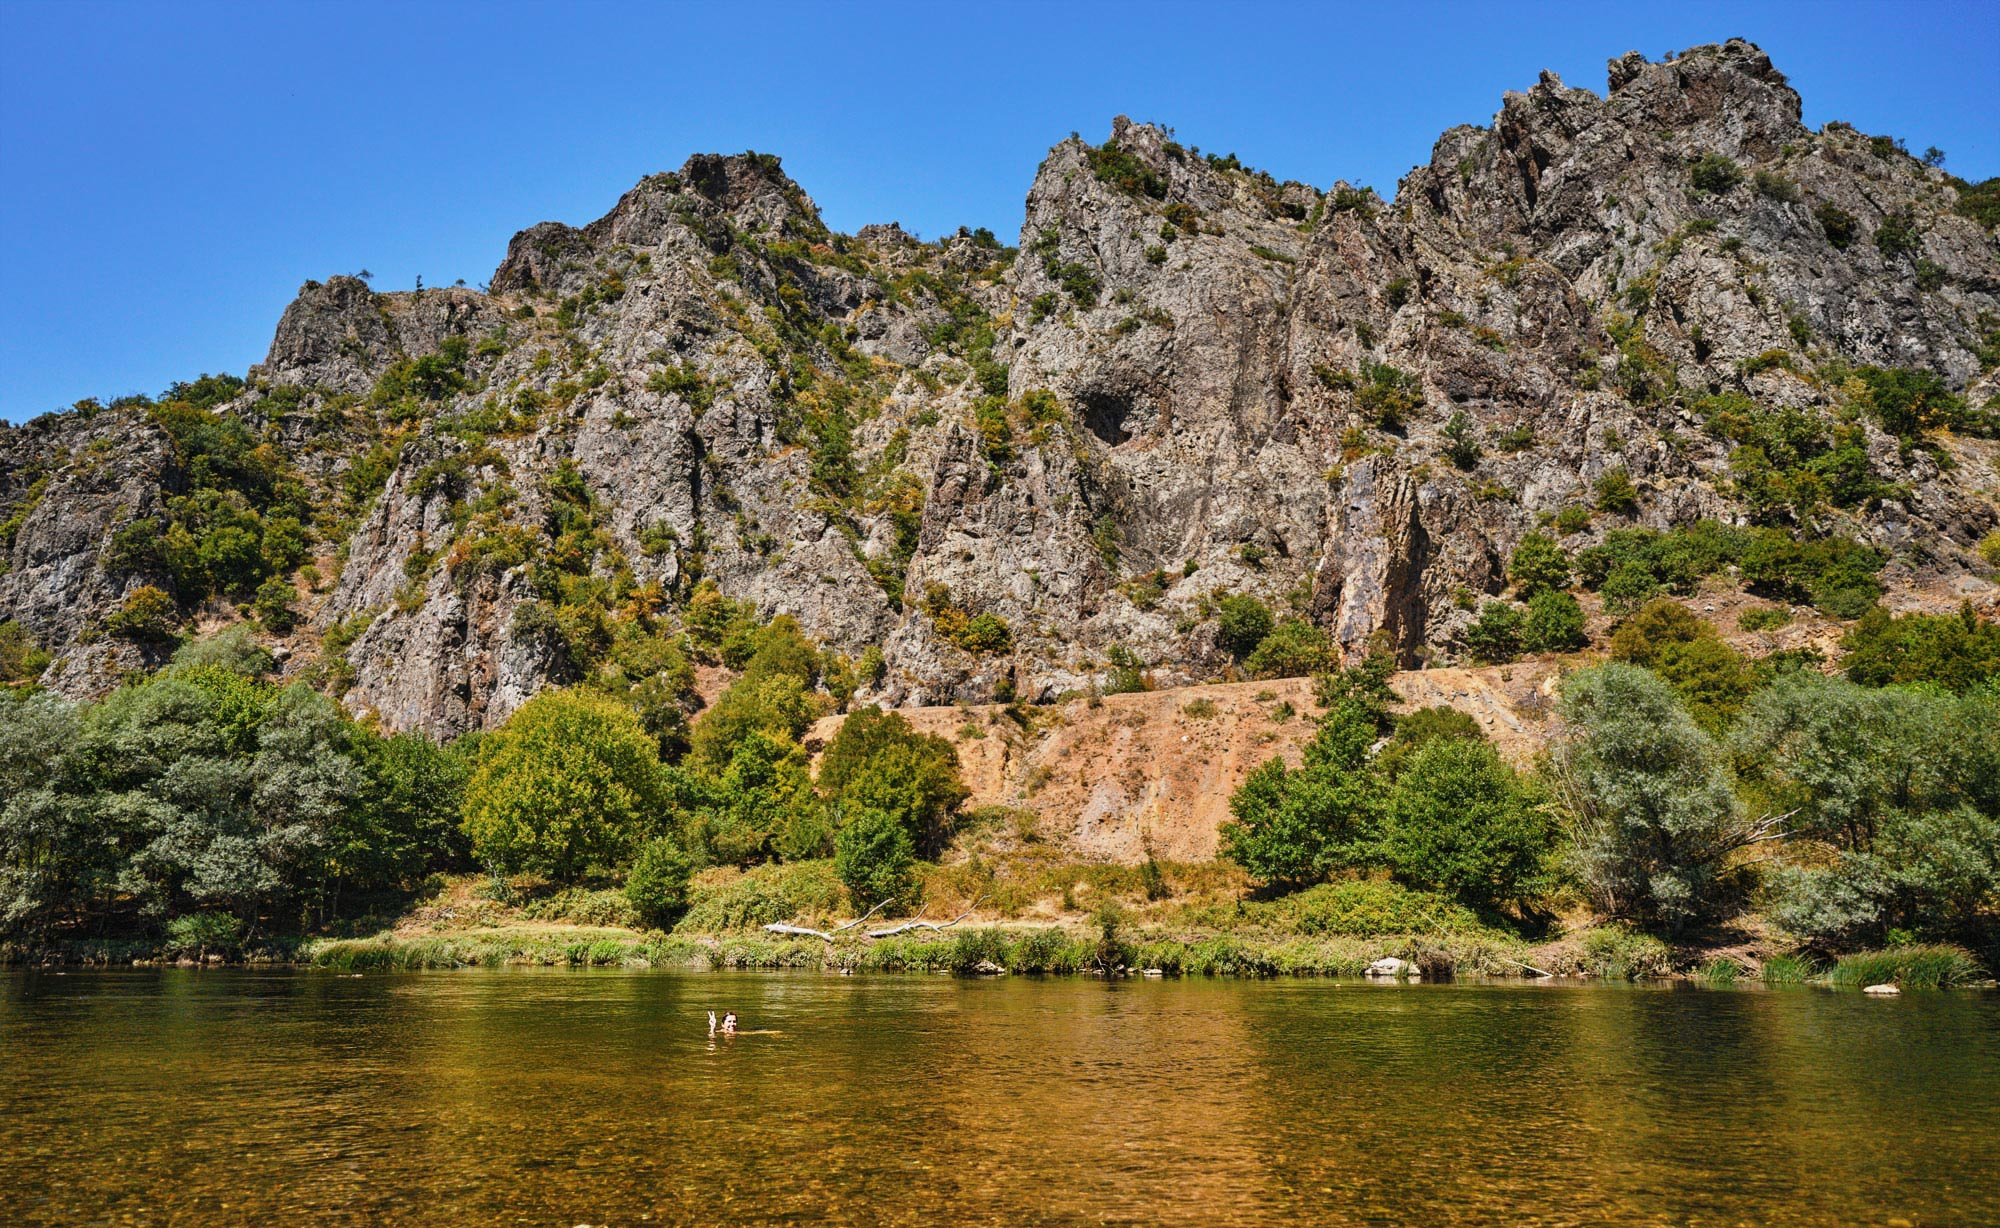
[721,1011,738,1035]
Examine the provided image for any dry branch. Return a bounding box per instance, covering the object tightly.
[762,898,895,943]
[866,896,988,939]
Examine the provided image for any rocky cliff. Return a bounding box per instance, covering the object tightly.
[4,40,1997,734]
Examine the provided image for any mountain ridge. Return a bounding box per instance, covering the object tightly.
[3,38,1996,735]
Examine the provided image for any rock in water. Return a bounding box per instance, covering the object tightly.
[1863,983,1901,996]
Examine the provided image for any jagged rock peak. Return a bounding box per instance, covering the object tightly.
[490,149,825,297]
[257,275,500,395]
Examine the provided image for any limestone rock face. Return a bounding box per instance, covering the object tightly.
[4,41,1997,733]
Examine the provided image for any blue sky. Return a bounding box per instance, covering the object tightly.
[2,0,1995,422]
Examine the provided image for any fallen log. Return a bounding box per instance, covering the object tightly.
[761,898,895,943]
[866,896,987,939]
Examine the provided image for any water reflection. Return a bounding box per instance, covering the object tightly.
[2,971,1994,1226]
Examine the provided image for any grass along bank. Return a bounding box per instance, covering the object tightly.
[289,866,1992,989]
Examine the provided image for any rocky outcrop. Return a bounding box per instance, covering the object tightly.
[4,40,1996,735]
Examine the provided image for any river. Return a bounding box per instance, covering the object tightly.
[3,969,1994,1226]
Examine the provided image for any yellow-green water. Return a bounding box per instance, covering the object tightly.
[3,970,1995,1226]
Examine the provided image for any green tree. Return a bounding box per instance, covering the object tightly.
[1609,599,1754,731]
[1733,674,1999,950]
[1381,737,1550,911]
[1553,664,1746,932]
[1218,702,1380,886]
[462,689,665,880]
[1244,618,1340,678]
[0,695,98,935]
[624,836,694,929]
[1464,601,1524,664]
[1508,532,1571,597]
[834,806,917,909]
[818,706,967,855]
[687,671,819,774]
[1216,594,1275,657]
[688,729,819,866]
[1521,590,1588,653]
[1311,651,1401,732]
[1840,603,2000,691]
[344,729,470,891]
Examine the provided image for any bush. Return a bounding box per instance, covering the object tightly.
[1552,504,1591,535]
[1380,737,1551,910]
[1508,532,1571,597]
[171,625,273,676]
[1243,618,1340,678]
[1521,590,1587,654]
[1440,412,1482,469]
[1738,606,1792,632]
[0,621,52,684]
[462,689,665,880]
[624,837,694,929]
[252,575,298,633]
[161,912,243,959]
[922,585,1014,655]
[1593,466,1639,514]
[106,585,177,641]
[1840,604,2000,691]
[1753,170,1800,202]
[676,861,849,932]
[1855,366,1966,439]
[521,887,639,928]
[1464,601,1523,664]
[834,807,918,909]
[1814,203,1858,248]
[958,613,1012,655]
[1347,362,1424,429]
[1874,211,1921,259]
[1216,594,1274,657]
[1086,141,1166,199]
[1740,532,1885,616]
[1689,153,1743,194]
[1578,926,1670,980]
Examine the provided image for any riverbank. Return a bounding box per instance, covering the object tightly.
[11,925,1989,990]
[9,858,1993,990]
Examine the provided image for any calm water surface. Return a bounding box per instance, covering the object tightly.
[2,969,1996,1226]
